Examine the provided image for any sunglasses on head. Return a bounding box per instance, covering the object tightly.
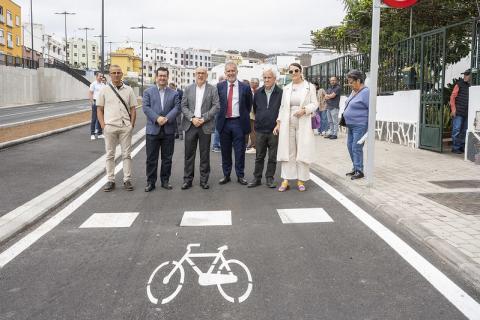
[288,69,301,74]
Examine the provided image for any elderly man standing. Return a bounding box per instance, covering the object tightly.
[324,76,342,139]
[246,77,260,154]
[248,69,283,188]
[181,67,220,190]
[97,65,137,192]
[450,69,471,154]
[216,62,253,185]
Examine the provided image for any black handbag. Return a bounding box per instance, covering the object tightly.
[339,87,365,127]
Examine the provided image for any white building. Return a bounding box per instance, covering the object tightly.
[143,45,212,70]
[143,60,196,89]
[266,55,300,70]
[209,62,279,86]
[22,23,65,62]
[66,37,99,70]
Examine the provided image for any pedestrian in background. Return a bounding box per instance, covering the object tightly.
[274,63,318,192]
[450,69,471,154]
[248,69,282,188]
[343,70,369,180]
[324,76,341,139]
[169,82,185,141]
[97,65,137,192]
[316,84,328,135]
[143,67,181,192]
[212,76,225,153]
[216,62,253,186]
[89,71,106,140]
[246,77,260,154]
[181,67,220,190]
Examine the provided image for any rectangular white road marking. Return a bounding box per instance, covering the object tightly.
[277,208,333,224]
[310,172,480,320]
[180,211,232,226]
[0,140,146,268]
[79,212,139,228]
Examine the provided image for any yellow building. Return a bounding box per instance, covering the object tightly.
[0,0,22,57]
[110,47,142,75]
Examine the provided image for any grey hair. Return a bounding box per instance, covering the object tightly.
[224,61,237,70]
[250,77,260,83]
[262,68,277,78]
[346,69,365,84]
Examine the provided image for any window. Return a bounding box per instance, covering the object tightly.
[195,62,198,66]
[181,54,183,58]
[74,53,77,57]
[175,53,177,57]
[16,35,20,46]
[200,56,203,60]
[15,15,19,26]
[195,55,198,60]
[7,32,12,48]
[92,54,95,59]
[74,44,77,48]
[92,47,95,52]
[175,60,177,64]
[82,54,85,57]
[82,45,85,49]
[6,10,12,27]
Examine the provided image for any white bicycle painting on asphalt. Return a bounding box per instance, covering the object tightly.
[146,243,253,304]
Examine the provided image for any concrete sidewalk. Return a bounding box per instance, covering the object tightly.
[312,132,480,290]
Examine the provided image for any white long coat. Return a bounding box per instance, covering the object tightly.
[277,81,319,165]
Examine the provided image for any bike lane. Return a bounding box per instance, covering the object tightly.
[0,140,477,320]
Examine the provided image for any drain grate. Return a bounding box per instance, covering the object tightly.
[420,192,480,215]
[428,180,480,189]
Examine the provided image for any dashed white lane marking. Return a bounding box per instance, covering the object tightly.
[310,172,480,320]
[277,208,333,224]
[79,212,139,228]
[180,211,232,226]
[0,140,146,268]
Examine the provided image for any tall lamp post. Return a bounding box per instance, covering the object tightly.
[79,27,94,70]
[130,25,154,94]
[29,0,34,63]
[54,11,75,64]
[100,0,105,74]
[93,34,107,70]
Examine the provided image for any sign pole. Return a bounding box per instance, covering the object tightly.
[366,0,381,187]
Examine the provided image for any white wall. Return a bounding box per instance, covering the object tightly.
[468,85,480,132]
[0,66,89,107]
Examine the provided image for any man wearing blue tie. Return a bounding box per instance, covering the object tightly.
[216,62,253,185]
[143,67,181,192]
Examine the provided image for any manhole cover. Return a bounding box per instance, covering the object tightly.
[420,192,480,215]
[428,180,480,189]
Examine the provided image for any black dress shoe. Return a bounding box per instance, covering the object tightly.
[219,176,231,185]
[351,171,365,180]
[181,182,192,190]
[144,183,155,192]
[247,179,261,188]
[346,169,356,177]
[265,178,277,188]
[237,177,248,185]
[161,182,173,190]
[329,135,338,139]
[200,183,210,189]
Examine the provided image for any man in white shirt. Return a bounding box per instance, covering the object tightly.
[88,72,106,140]
[181,67,220,190]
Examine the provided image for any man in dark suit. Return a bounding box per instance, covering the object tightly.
[181,67,220,190]
[143,67,181,192]
[247,69,283,188]
[216,62,253,185]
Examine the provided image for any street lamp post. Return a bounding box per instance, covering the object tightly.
[101,0,105,74]
[79,27,94,70]
[30,0,34,64]
[54,11,75,64]
[130,25,154,94]
[93,35,107,70]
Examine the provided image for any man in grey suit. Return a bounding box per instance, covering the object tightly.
[181,67,220,190]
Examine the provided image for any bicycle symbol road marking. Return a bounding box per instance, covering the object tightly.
[146,243,253,304]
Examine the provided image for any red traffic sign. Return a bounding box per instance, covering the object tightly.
[383,0,417,8]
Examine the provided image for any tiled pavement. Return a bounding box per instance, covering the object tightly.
[312,133,480,289]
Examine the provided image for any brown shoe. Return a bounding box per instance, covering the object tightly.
[103,181,115,192]
[124,181,134,191]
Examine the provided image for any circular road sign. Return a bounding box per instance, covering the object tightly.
[383,0,417,8]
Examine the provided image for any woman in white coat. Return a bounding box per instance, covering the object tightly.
[273,63,319,192]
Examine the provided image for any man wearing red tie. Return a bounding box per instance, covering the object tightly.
[216,62,253,185]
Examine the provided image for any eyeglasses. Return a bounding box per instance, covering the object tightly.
[288,69,301,74]
[110,72,122,75]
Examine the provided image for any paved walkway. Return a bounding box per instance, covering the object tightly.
[312,132,480,290]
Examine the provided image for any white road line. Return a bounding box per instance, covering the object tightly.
[0,105,88,119]
[310,173,480,320]
[277,208,333,224]
[79,212,140,228]
[180,211,232,226]
[0,140,146,269]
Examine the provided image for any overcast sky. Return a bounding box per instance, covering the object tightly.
[16,0,346,54]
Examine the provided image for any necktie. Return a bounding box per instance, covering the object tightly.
[226,83,234,118]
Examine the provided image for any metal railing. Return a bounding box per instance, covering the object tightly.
[0,53,39,69]
[44,56,90,86]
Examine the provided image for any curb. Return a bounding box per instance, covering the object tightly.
[311,162,480,290]
[0,129,146,244]
[0,109,90,129]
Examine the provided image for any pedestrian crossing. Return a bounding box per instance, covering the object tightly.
[78,208,334,229]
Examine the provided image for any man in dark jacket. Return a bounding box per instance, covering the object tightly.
[450,69,471,154]
[247,69,283,188]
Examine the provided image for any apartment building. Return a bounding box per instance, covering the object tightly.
[0,0,22,57]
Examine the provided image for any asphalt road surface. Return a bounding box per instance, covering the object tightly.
[0,129,479,319]
[0,100,90,126]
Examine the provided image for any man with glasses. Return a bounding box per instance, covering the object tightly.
[180,67,220,190]
[97,65,138,192]
[324,76,342,139]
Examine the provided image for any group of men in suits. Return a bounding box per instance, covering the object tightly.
[141,62,282,192]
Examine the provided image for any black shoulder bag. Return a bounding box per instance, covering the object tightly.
[339,87,365,127]
[108,83,131,120]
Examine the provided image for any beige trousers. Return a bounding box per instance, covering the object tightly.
[280,106,310,181]
[104,124,133,183]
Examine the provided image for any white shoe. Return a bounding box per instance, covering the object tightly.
[90,135,96,140]
[97,134,105,139]
[246,148,256,154]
